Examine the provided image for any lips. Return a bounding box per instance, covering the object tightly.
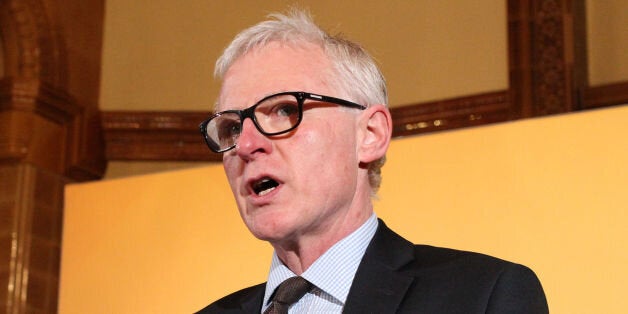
[250,176,280,196]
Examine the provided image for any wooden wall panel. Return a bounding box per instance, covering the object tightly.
[583,81,628,109]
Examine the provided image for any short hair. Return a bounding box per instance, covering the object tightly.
[215,9,388,194]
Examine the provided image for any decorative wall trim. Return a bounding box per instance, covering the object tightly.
[102,111,222,162]
[583,81,628,109]
[0,77,80,123]
[102,90,511,162]
[390,90,510,138]
[2,0,48,79]
[531,0,570,115]
[507,0,581,118]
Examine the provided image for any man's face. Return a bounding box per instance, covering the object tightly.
[218,42,366,245]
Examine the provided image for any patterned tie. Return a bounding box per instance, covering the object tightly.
[264,276,313,314]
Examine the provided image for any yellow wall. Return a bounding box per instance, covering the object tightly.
[586,0,628,86]
[60,106,628,313]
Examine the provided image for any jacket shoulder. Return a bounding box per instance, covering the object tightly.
[404,245,548,313]
[407,244,537,287]
[347,222,548,313]
[411,244,511,269]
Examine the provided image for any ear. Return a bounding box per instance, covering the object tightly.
[358,104,392,164]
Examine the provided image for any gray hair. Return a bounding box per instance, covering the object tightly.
[215,9,388,193]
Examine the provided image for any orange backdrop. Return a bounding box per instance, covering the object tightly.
[59,106,628,313]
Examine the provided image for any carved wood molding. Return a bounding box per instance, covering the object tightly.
[391,91,510,137]
[0,77,80,123]
[0,0,56,80]
[102,90,511,162]
[0,77,83,169]
[0,0,106,181]
[507,0,581,118]
[583,81,628,109]
[0,1,88,312]
[0,76,106,182]
[530,0,571,115]
[102,111,222,162]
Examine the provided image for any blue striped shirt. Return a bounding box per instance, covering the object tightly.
[261,214,378,313]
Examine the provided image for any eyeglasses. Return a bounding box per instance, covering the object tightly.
[199,91,366,153]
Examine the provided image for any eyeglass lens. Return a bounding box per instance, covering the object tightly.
[204,93,302,151]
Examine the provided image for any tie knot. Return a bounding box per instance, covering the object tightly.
[273,276,312,305]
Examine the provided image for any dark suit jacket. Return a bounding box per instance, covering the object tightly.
[197,220,548,313]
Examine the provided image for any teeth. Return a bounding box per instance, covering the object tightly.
[258,186,276,196]
[252,178,279,195]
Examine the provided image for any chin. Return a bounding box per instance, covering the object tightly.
[244,214,295,242]
[249,227,290,243]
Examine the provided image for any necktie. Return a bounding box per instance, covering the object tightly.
[264,276,312,314]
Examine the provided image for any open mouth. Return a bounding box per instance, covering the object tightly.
[251,177,279,196]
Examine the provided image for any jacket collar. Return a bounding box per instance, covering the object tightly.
[235,220,416,313]
[237,283,265,313]
[343,219,416,313]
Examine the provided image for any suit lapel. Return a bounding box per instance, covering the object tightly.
[238,283,266,314]
[343,220,416,314]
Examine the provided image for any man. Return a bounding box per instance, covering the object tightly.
[197,10,548,314]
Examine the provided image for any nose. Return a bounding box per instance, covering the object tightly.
[234,118,272,160]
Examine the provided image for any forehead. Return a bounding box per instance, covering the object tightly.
[217,41,337,111]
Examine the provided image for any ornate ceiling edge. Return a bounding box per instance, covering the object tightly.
[102,90,511,162]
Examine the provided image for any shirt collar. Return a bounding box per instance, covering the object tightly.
[263,214,378,307]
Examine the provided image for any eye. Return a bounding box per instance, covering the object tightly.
[216,118,241,140]
[273,102,299,117]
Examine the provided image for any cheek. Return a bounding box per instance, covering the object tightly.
[293,119,342,153]
[292,118,358,170]
[222,156,234,177]
[222,156,242,189]
[317,117,357,152]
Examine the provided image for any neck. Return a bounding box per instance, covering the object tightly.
[272,204,373,274]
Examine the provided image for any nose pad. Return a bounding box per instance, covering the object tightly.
[234,118,270,157]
